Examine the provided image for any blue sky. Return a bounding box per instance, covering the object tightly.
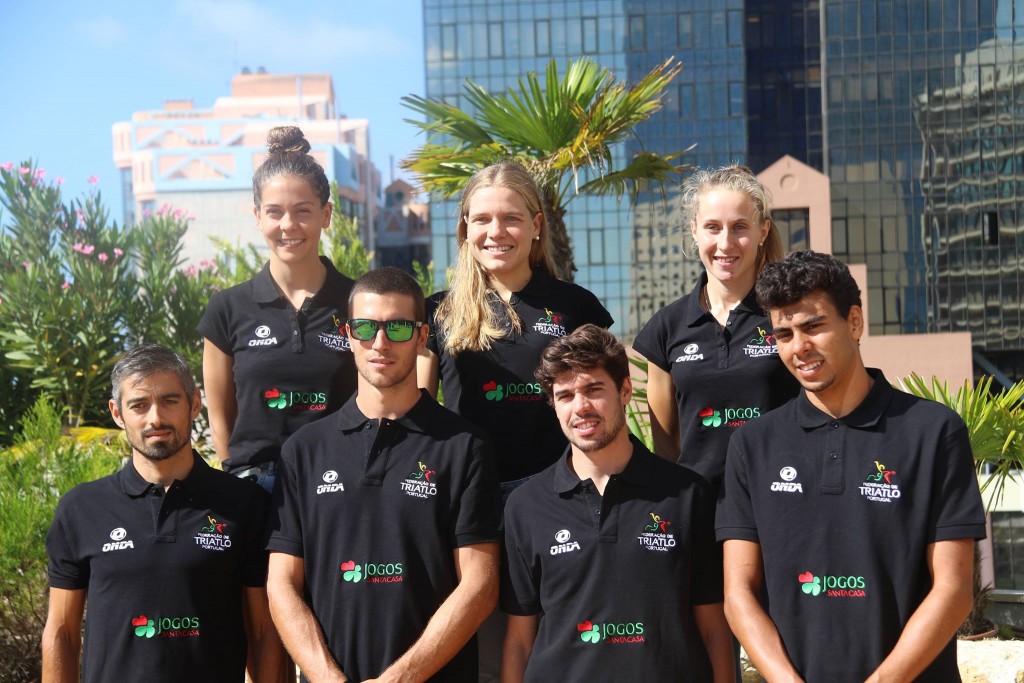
[0,0,425,215]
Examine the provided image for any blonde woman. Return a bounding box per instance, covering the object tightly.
[199,126,356,493]
[418,162,613,494]
[633,164,800,492]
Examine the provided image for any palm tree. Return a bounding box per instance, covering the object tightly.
[401,57,692,281]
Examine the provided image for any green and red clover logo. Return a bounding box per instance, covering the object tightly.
[340,559,403,584]
[798,570,866,598]
[576,619,645,644]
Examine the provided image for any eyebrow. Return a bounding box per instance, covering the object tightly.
[774,314,828,333]
[127,391,185,404]
[553,380,605,399]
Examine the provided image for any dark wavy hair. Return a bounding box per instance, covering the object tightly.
[252,126,331,207]
[535,324,629,401]
[755,250,861,318]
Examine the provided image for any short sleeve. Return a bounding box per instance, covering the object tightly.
[265,440,304,557]
[240,487,272,587]
[715,435,759,543]
[928,419,986,543]
[451,438,502,548]
[632,309,671,372]
[689,479,724,605]
[424,292,445,356]
[499,495,541,615]
[577,287,613,329]
[197,289,234,356]
[46,496,89,589]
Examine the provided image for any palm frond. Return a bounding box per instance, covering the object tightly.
[577,149,696,205]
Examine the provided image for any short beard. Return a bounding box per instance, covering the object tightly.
[127,427,188,462]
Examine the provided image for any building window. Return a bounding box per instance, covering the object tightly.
[629,15,645,51]
[993,512,1024,589]
[488,21,504,58]
[536,20,550,56]
[582,17,598,53]
[441,24,456,61]
[678,13,693,47]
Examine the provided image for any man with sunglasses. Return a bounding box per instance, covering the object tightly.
[267,267,501,683]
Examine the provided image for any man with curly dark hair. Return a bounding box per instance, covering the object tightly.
[717,250,986,682]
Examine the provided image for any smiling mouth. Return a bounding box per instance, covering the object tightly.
[483,245,513,253]
[278,238,304,246]
[797,360,824,373]
[572,419,600,434]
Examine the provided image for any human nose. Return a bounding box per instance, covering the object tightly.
[371,327,392,349]
[486,218,506,237]
[571,392,593,415]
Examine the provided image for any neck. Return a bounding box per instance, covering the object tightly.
[269,256,327,306]
[488,267,533,302]
[132,446,195,491]
[805,365,875,419]
[568,429,633,495]
[355,377,422,420]
[703,273,754,326]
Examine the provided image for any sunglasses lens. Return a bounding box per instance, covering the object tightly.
[349,320,378,341]
[385,321,415,342]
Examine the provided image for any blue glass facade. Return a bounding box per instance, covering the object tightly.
[423,0,1024,377]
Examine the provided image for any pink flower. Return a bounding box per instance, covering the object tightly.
[73,243,96,256]
[56,177,64,185]
[199,259,215,270]
[113,248,124,259]
[173,208,183,219]
[61,280,71,290]
[18,167,30,175]
[34,169,46,180]
[187,211,196,221]
[143,209,151,218]
[97,253,109,263]
[182,264,198,277]
[22,261,31,270]
[87,176,99,185]
[1,162,12,172]
[76,209,85,222]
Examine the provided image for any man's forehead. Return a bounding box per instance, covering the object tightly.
[120,371,187,396]
[553,367,609,389]
[770,292,835,325]
[351,291,416,317]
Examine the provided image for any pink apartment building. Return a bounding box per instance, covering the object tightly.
[112,71,382,263]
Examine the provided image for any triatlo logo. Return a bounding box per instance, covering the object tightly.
[770,466,803,493]
[550,529,581,555]
[860,460,901,503]
[533,307,567,337]
[798,570,867,598]
[103,527,133,553]
[674,342,703,363]
[131,613,200,638]
[249,324,278,347]
[576,618,645,644]
[744,326,779,357]
[317,470,345,495]
[637,512,676,552]
[318,314,351,351]
[400,461,438,498]
[194,515,232,551]
[340,559,404,584]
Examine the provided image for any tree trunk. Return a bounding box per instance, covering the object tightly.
[543,194,577,282]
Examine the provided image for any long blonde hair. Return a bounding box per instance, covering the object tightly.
[436,162,557,354]
[682,164,784,275]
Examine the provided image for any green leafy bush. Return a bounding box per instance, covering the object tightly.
[0,397,123,682]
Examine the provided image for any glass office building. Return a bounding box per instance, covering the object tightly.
[422,0,1024,382]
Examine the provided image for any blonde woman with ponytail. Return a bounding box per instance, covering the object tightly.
[417,161,611,682]
[419,162,612,490]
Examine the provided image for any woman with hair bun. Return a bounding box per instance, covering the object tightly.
[633,164,800,492]
[198,126,356,492]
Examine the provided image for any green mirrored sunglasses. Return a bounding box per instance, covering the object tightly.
[346,319,424,342]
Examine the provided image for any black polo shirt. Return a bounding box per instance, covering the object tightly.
[501,438,721,682]
[267,391,501,683]
[632,272,800,491]
[716,370,986,682]
[46,452,270,683]
[198,255,356,470]
[427,269,613,482]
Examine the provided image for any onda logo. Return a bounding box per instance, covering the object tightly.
[103,527,134,553]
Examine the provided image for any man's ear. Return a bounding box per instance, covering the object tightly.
[108,399,125,429]
[847,304,865,341]
[190,388,202,421]
[620,376,633,407]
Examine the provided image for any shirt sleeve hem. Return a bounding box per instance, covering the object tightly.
[499,599,540,616]
[266,537,304,556]
[48,576,87,590]
[454,531,501,547]
[929,523,987,543]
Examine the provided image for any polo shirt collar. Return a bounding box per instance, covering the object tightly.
[117,450,216,497]
[795,367,892,429]
[684,271,763,327]
[552,436,654,493]
[510,268,553,304]
[334,389,435,434]
[252,256,341,305]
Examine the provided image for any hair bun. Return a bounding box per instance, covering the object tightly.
[266,126,311,155]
